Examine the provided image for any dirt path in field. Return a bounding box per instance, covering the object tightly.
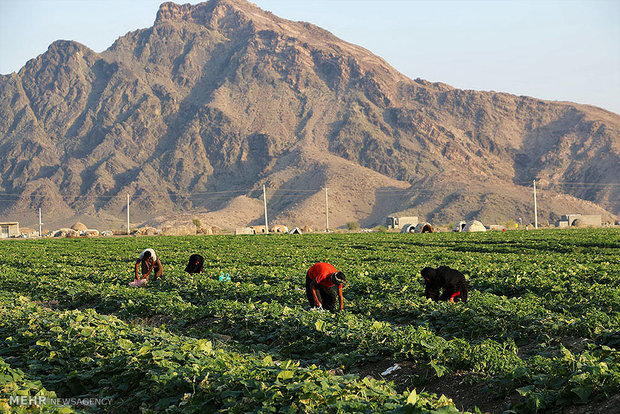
[354,359,517,413]
[356,357,618,413]
[559,394,620,414]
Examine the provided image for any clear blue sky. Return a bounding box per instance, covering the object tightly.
[1,0,618,114]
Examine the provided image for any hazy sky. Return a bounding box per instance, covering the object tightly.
[1,0,618,114]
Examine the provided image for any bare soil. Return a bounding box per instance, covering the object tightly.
[355,358,519,413]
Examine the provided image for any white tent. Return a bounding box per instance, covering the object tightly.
[463,220,486,232]
[453,221,466,232]
[400,224,416,233]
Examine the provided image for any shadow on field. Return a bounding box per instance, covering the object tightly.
[430,238,619,255]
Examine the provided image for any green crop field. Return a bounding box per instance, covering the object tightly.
[1,229,619,413]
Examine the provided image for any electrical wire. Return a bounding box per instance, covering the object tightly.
[0,181,616,202]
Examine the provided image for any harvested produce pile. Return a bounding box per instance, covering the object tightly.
[1,229,619,412]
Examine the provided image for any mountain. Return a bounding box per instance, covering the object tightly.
[0,0,618,230]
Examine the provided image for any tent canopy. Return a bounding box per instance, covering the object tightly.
[463,220,486,232]
[415,223,434,233]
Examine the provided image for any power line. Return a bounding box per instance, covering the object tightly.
[0,189,442,199]
[0,181,616,205]
[513,181,620,187]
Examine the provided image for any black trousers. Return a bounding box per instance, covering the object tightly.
[306,274,337,311]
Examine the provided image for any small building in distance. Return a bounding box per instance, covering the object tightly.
[556,214,601,228]
[251,225,268,234]
[0,222,20,238]
[386,216,419,230]
[19,227,38,237]
[270,225,289,233]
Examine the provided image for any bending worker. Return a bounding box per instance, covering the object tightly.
[184,253,204,275]
[135,248,163,282]
[306,262,346,312]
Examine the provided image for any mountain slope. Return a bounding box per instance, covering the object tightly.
[0,0,618,229]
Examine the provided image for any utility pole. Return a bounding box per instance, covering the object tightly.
[263,184,269,234]
[38,208,42,237]
[126,194,130,235]
[533,180,538,229]
[324,187,329,232]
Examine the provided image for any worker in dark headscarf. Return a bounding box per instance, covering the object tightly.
[185,253,205,275]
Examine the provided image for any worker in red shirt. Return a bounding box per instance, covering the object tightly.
[306,262,346,312]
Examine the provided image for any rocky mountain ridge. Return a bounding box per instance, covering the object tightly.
[0,0,618,230]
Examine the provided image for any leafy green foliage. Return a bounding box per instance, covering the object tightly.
[0,229,618,412]
[0,357,78,413]
[0,295,457,413]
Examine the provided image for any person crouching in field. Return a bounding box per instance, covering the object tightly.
[306,262,346,312]
[130,248,163,287]
[421,266,468,303]
[184,254,204,275]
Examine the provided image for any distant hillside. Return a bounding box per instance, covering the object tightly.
[0,0,618,230]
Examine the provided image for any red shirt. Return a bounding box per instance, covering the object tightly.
[307,262,337,287]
